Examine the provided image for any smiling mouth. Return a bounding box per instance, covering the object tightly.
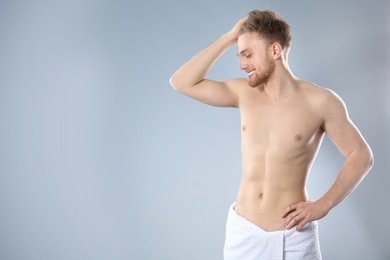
[248,70,255,77]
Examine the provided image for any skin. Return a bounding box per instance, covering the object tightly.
[170,17,373,232]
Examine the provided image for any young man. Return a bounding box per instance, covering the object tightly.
[170,10,373,259]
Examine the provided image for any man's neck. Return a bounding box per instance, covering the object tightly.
[262,64,297,101]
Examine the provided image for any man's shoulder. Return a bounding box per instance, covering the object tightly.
[298,80,341,103]
[225,78,252,98]
[225,78,249,88]
[298,80,347,119]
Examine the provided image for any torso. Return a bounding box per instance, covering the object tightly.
[234,79,325,231]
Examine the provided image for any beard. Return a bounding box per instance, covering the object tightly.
[248,56,275,88]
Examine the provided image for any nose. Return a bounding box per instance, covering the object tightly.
[240,59,247,71]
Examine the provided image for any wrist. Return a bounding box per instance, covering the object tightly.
[317,197,334,213]
[222,32,238,45]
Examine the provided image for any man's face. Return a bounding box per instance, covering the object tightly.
[237,32,275,88]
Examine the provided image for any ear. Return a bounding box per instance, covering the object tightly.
[270,42,283,60]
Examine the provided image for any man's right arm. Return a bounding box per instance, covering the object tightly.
[169,18,247,108]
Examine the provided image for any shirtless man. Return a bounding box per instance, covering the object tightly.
[170,10,373,259]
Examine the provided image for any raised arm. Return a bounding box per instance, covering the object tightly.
[282,89,374,231]
[169,18,248,107]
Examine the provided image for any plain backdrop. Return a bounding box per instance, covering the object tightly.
[0,0,389,259]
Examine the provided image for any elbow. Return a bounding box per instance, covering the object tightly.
[169,73,183,92]
[363,145,374,173]
[350,144,374,176]
[367,148,374,170]
[170,71,198,93]
[169,74,178,90]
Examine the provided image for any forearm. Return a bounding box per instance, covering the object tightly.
[318,145,374,212]
[169,33,236,90]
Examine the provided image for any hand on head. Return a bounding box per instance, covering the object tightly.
[226,16,248,42]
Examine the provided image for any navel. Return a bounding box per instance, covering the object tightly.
[295,134,303,141]
[242,125,246,132]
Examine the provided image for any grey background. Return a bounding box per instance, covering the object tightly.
[0,0,389,259]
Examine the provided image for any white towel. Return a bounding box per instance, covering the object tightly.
[223,203,322,260]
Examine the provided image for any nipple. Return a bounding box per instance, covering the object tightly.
[242,125,246,132]
[295,134,303,141]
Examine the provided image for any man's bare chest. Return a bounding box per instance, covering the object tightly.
[239,100,323,148]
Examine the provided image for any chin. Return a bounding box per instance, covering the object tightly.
[249,77,267,88]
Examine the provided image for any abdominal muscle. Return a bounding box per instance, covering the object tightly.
[234,151,309,232]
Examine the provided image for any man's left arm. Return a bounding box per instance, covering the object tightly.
[282,88,374,231]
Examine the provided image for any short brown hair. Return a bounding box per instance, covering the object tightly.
[240,10,292,49]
